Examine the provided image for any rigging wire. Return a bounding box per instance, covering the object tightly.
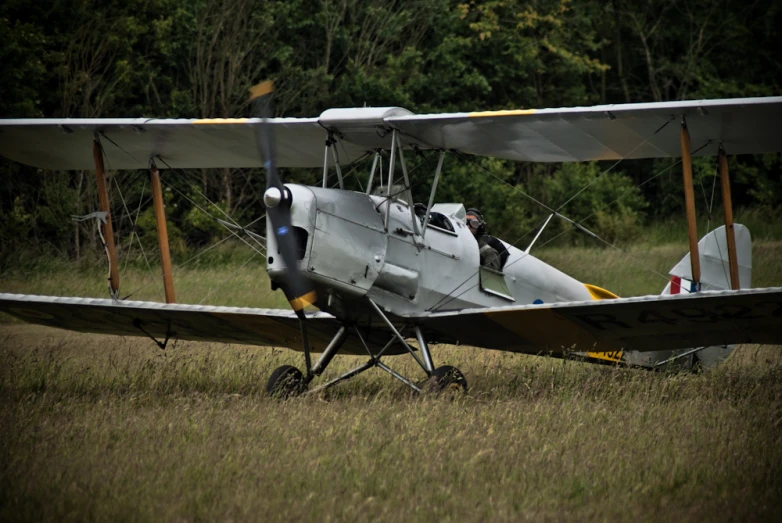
[98,131,144,168]
[554,117,675,213]
[120,179,148,274]
[102,146,165,302]
[427,139,716,311]
[322,150,372,191]
[156,157,268,253]
[334,136,365,192]
[161,179,267,258]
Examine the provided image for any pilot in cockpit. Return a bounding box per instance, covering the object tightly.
[465,208,509,271]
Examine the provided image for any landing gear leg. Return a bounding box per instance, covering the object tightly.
[415,325,468,394]
[266,302,468,397]
[266,326,348,398]
[366,299,467,396]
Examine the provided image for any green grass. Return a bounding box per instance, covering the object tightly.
[0,243,288,310]
[1,232,780,310]
[1,236,782,521]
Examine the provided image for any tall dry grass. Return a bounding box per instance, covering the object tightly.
[1,238,781,521]
[1,328,780,521]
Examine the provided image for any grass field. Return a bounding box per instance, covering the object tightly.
[2,238,782,521]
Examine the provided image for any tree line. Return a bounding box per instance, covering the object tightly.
[1,0,780,261]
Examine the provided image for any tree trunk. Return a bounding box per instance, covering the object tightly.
[613,0,631,102]
[222,167,232,212]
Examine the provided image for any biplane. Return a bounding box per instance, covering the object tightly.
[1,88,781,396]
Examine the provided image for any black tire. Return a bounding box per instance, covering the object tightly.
[426,365,468,394]
[266,365,305,398]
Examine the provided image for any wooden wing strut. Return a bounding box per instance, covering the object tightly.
[680,119,701,286]
[92,136,120,297]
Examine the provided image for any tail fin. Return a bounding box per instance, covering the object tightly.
[663,224,752,293]
[626,224,752,370]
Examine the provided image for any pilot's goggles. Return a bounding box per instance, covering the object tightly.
[466,218,481,229]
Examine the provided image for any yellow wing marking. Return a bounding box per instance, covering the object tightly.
[192,118,250,125]
[468,109,536,118]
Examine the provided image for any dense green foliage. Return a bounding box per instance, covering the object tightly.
[1,0,780,259]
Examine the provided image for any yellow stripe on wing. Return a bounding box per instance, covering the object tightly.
[289,291,317,312]
[468,109,536,118]
[192,118,249,125]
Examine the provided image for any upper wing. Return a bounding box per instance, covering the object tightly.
[0,117,370,170]
[2,97,781,170]
[0,293,369,353]
[387,97,782,162]
[413,287,782,354]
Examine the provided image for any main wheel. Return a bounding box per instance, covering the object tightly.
[426,365,468,395]
[266,365,305,398]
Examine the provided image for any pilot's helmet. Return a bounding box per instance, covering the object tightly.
[465,208,487,235]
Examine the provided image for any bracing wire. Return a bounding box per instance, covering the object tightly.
[427,139,716,311]
[101,143,164,302]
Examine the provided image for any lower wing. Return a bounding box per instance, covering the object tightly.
[0,293,350,352]
[414,287,782,354]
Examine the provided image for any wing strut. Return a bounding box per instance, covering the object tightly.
[92,135,120,298]
[718,146,740,289]
[679,118,702,288]
[422,151,446,239]
[149,161,176,303]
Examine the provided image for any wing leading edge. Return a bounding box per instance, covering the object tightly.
[414,287,782,355]
[0,293,364,353]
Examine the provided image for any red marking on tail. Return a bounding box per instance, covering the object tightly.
[670,275,682,294]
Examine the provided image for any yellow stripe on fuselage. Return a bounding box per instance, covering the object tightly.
[584,283,623,361]
[584,283,620,300]
[467,109,536,118]
[586,350,624,362]
[192,118,250,125]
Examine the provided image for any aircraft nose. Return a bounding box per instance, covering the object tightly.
[264,187,282,207]
[264,186,293,209]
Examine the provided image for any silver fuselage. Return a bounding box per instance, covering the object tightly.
[266,185,592,328]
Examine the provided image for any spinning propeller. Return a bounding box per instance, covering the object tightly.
[250,81,317,319]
